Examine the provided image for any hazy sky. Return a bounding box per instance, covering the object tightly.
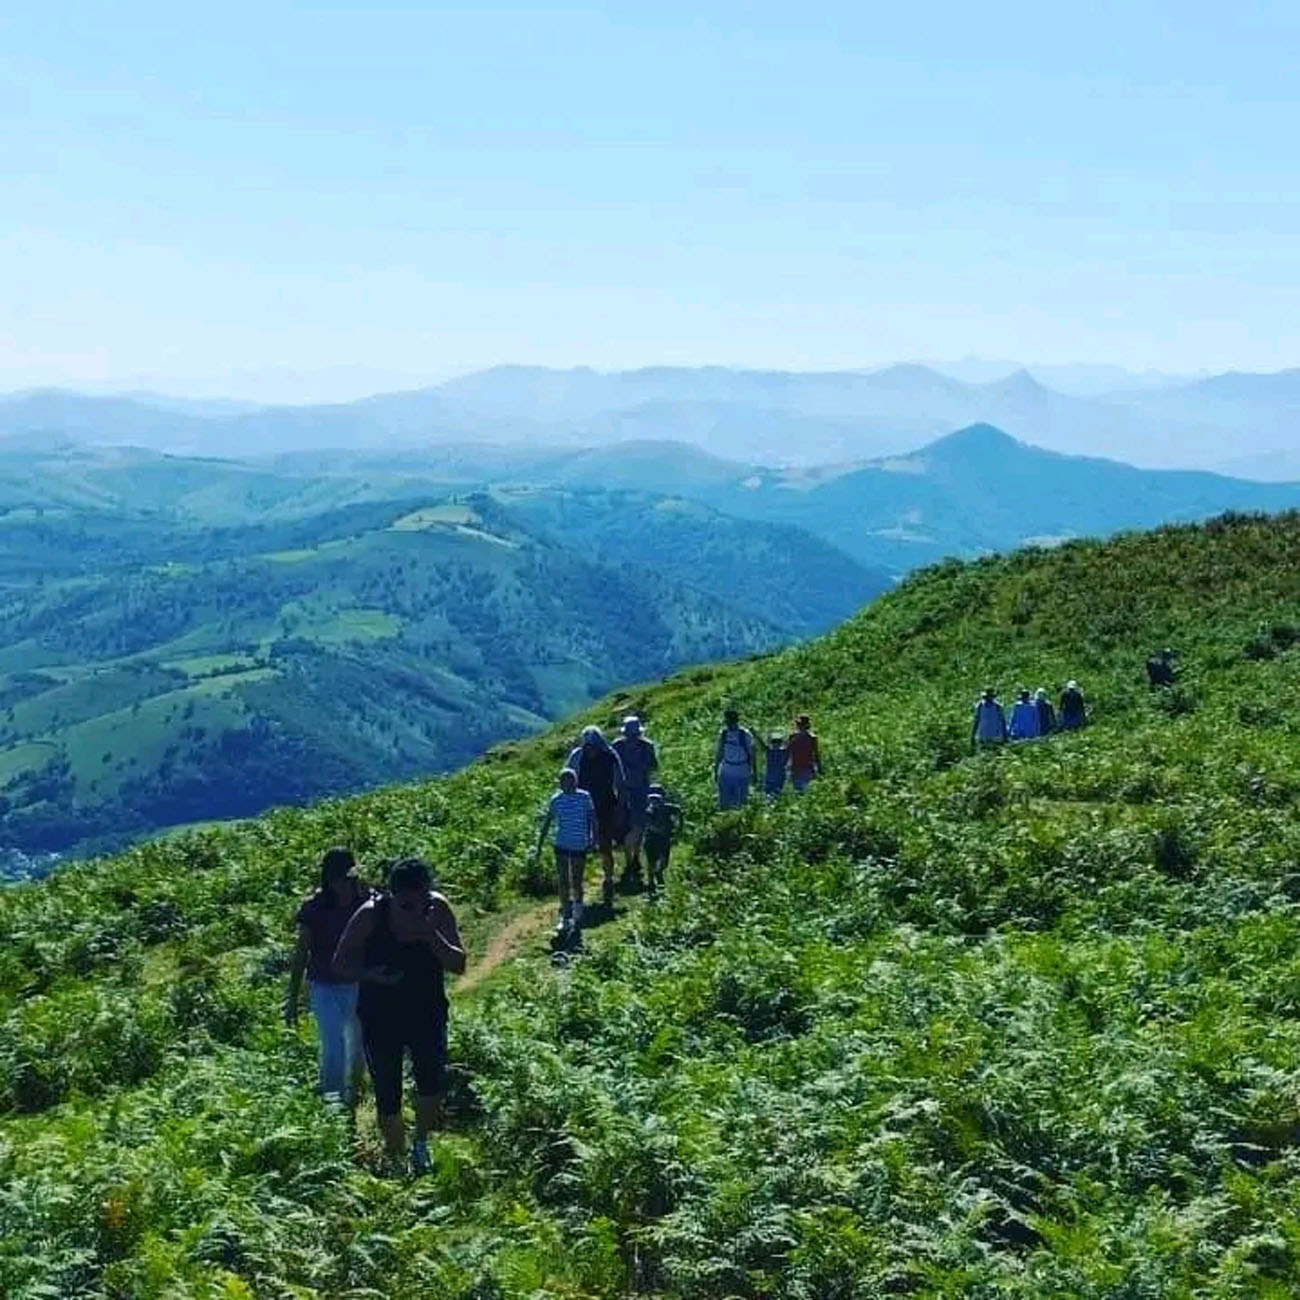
[4,2,1299,401]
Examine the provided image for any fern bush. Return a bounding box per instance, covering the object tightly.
[5,513,1300,1295]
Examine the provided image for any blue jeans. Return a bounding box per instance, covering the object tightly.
[309,980,362,1100]
[717,766,751,810]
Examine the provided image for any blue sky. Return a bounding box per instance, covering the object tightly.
[3,2,1299,400]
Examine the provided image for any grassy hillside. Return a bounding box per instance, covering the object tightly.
[0,493,801,857]
[4,512,1300,1296]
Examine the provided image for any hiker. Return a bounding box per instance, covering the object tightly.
[333,857,465,1174]
[1146,648,1176,689]
[972,688,1008,748]
[1059,680,1087,731]
[535,766,597,942]
[714,708,757,809]
[1034,688,1057,736]
[787,714,822,791]
[285,846,371,1103]
[1009,689,1042,740]
[612,715,658,888]
[642,784,684,897]
[763,731,790,797]
[567,726,626,908]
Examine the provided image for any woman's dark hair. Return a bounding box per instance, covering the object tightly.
[388,856,432,895]
[319,846,357,891]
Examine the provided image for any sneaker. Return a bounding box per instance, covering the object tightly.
[411,1138,433,1176]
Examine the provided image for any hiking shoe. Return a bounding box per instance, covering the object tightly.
[410,1139,433,1176]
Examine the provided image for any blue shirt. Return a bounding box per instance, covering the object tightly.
[549,790,595,851]
[1009,699,1041,740]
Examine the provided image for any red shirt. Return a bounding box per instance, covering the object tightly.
[788,730,819,776]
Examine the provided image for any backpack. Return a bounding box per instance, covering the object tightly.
[719,727,752,767]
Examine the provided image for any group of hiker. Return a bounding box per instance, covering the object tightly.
[537,710,821,943]
[972,681,1088,746]
[284,849,465,1174]
[284,707,821,1171]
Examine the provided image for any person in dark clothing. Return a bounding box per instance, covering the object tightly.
[972,689,1008,748]
[1059,680,1088,730]
[642,785,683,897]
[612,715,658,887]
[333,857,465,1174]
[1034,688,1057,736]
[1146,649,1176,688]
[763,731,790,798]
[285,847,372,1103]
[567,726,626,907]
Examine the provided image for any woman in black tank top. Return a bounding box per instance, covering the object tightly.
[333,858,465,1171]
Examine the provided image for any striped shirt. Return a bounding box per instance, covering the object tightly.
[548,790,595,851]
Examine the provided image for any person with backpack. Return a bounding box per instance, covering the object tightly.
[612,715,658,888]
[763,731,790,797]
[971,688,1008,748]
[642,784,683,897]
[1009,689,1042,740]
[285,846,372,1104]
[535,767,598,943]
[714,708,757,809]
[1034,688,1057,736]
[1059,680,1088,731]
[787,714,821,791]
[567,726,626,908]
[332,857,465,1174]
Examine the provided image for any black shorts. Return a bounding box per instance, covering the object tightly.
[554,846,587,873]
[594,802,626,851]
[643,834,671,868]
[361,1011,447,1115]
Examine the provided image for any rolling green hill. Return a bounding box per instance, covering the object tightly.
[4,512,1300,1295]
[0,487,882,859]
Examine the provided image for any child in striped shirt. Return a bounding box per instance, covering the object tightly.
[536,768,597,937]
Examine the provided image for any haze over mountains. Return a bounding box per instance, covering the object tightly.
[4,361,1300,473]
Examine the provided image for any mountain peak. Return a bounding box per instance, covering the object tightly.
[922,423,1023,460]
[980,368,1050,398]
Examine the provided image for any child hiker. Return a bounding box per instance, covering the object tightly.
[536,767,597,944]
[642,785,683,897]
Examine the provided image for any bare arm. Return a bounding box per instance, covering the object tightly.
[422,894,467,976]
[332,902,379,982]
[536,805,554,855]
[284,923,310,1025]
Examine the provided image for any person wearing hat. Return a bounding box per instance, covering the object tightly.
[642,784,683,896]
[763,730,790,797]
[612,714,658,888]
[1033,688,1057,736]
[1059,680,1088,730]
[972,688,1008,749]
[787,714,822,791]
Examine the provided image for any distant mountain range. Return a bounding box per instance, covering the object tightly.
[4,362,1300,471]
